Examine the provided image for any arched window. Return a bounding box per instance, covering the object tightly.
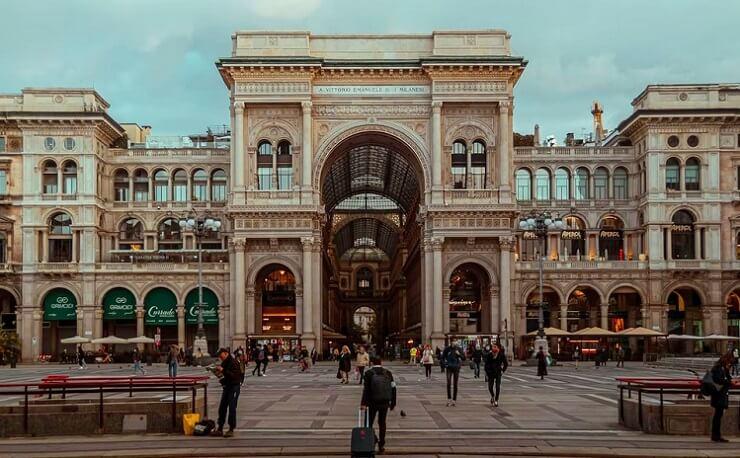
[666,158,680,191]
[211,169,227,201]
[593,167,609,199]
[515,169,531,201]
[574,167,589,200]
[49,212,72,262]
[153,169,169,201]
[158,218,182,250]
[192,169,207,201]
[555,168,570,200]
[613,167,628,200]
[671,210,695,259]
[535,168,551,200]
[451,140,467,189]
[42,160,58,194]
[62,161,77,195]
[133,169,149,202]
[257,140,273,190]
[356,267,373,296]
[114,169,129,202]
[119,218,143,251]
[470,140,486,189]
[276,141,293,190]
[599,215,625,260]
[172,169,187,202]
[685,158,700,191]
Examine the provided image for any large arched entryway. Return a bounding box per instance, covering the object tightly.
[567,286,602,331]
[0,289,17,331]
[608,286,644,360]
[667,287,704,353]
[318,130,425,353]
[728,288,740,338]
[143,287,178,350]
[254,264,298,356]
[101,287,137,339]
[448,263,494,348]
[42,288,78,359]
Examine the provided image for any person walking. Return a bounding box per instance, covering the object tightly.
[211,348,243,438]
[616,345,625,368]
[536,346,548,380]
[167,344,179,378]
[311,347,318,365]
[132,347,146,375]
[421,344,434,380]
[360,356,397,454]
[262,344,271,375]
[709,353,733,442]
[574,346,580,370]
[338,345,352,384]
[471,344,483,379]
[436,346,445,373]
[77,345,87,370]
[483,343,508,406]
[731,346,739,377]
[442,339,465,406]
[356,346,370,384]
[409,346,418,365]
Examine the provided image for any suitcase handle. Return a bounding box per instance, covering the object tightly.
[358,408,368,427]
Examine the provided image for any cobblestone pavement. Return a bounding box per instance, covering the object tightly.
[0,361,737,457]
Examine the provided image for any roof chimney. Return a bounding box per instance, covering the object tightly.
[533,124,540,146]
[591,100,604,144]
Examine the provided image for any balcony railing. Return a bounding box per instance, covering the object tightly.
[109,148,229,160]
[443,188,499,204]
[516,260,647,270]
[37,262,79,272]
[97,262,229,272]
[110,200,228,210]
[109,250,228,264]
[514,146,633,158]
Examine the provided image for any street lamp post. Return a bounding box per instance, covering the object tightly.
[519,210,565,356]
[179,214,221,356]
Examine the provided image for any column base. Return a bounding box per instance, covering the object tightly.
[430,333,446,350]
[301,333,316,353]
[193,336,210,357]
[231,334,247,351]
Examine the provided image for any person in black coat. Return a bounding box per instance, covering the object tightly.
[709,352,733,442]
[536,346,548,380]
[360,356,397,454]
[483,343,508,406]
[471,344,483,379]
[441,340,465,406]
[338,345,352,384]
[212,348,242,437]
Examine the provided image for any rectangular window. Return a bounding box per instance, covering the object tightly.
[666,168,680,191]
[258,167,272,190]
[0,170,6,195]
[685,168,700,191]
[277,166,292,190]
[115,185,129,202]
[613,177,627,200]
[192,183,207,201]
[63,176,77,195]
[173,184,187,202]
[154,184,168,202]
[555,178,569,200]
[451,166,467,189]
[211,183,226,201]
[594,176,608,199]
[469,166,485,189]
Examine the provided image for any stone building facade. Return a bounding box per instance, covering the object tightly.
[0,30,738,361]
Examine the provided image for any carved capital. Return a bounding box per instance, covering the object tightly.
[301,236,314,249]
[499,236,515,250]
[431,101,443,112]
[301,100,313,112]
[234,101,244,113]
[499,100,511,112]
[431,236,444,250]
[233,238,246,251]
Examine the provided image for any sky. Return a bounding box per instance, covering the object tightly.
[1,0,738,142]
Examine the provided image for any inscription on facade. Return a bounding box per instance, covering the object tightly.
[313,85,430,96]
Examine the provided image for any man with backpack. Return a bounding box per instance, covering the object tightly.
[211,348,243,437]
[360,356,397,454]
[441,339,465,406]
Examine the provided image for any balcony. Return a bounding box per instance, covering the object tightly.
[109,250,228,264]
[514,146,633,158]
[97,262,229,273]
[37,262,79,273]
[0,262,18,273]
[442,188,499,205]
[516,260,647,271]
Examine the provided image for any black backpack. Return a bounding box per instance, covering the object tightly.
[370,369,393,404]
[193,419,216,436]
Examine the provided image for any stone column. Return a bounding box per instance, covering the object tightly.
[423,239,434,343]
[431,101,443,197]
[218,308,226,349]
[294,289,303,335]
[498,101,511,202]
[499,237,513,338]
[301,101,313,197]
[136,305,144,350]
[233,102,245,205]
[665,227,673,261]
[431,238,444,347]
[694,226,702,259]
[94,308,103,339]
[233,239,246,348]
[41,230,49,263]
[246,287,255,335]
[560,304,568,331]
[490,288,500,334]
[311,241,322,347]
[301,237,314,337]
[177,304,185,348]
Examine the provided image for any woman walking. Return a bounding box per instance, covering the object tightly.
[536,346,547,380]
[356,346,369,384]
[709,353,733,442]
[483,344,508,406]
[338,345,352,384]
[421,344,434,380]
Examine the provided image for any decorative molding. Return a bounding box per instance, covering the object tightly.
[433,80,507,95]
[312,104,431,118]
[235,81,310,96]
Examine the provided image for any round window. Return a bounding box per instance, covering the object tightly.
[687,135,699,148]
[44,137,56,151]
[667,135,679,148]
[64,137,75,150]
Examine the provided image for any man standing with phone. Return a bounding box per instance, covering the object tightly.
[360,356,397,454]
[211,348,243,438]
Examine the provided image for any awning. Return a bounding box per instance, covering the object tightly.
[44,288,77,321]
[527,327,571,336]
[702,334,740,341]
[127,336,155,344]
[102,287,136,320]
[144,288,177,326]
[667,334,703,340]
[617,327,665,337]
[92,336,129,345]
[572,327,616,336]
[185,288,219,325]
[60,336,90,344]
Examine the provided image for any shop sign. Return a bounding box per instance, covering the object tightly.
[450,311,471,318]
[43,289,77,321]
[671,224,693,233]
[599,230,622,239]
[103,288,136,320]
[522,231,539,240]
[145,304,177,326]
[186,304,218,325]
[561,230,584,240]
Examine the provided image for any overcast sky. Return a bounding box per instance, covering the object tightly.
[1,0,738,141]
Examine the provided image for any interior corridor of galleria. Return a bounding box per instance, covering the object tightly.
[0,30,739,362]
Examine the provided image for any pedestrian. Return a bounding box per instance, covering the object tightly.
[311,347,318,365]
[471,343,483,379]
[409,346,418,365]
[77,344,87,370]
[252,344,266,377]
[421,344,434,380]
[442,339,465,406]
[709,352,733,442]
[574,346,580,370]
[338,345,352,384]
[132,347,146,375]
[731,346,739,376]
[262,345,271,375]
[235,348,247,386]
[436,346,445,373]
[536,346,547,380]
[167,344,179,378]
[616,345,625,368]
[360,356,397,454]
[211,348,243,438]
[356,346,370,384]
[298,346,310,371]
[483,343,508,406]
[332,347,340,361]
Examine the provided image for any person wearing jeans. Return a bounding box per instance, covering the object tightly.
[483,344,508,407]
[212,348,242,437]
[441,340,464,406]
[167,345,178,378]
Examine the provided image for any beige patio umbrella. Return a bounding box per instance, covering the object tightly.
[527,327,571,336]
[619,327,665,337]
[127,336,156,344]
[91,336,129,345]
[572,327,616,336]
[60,336,90,344]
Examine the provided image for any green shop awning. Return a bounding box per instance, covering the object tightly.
[102,288,136,320]
[44,288,77,321]
[185,288,219,325]
[144,288,178,326]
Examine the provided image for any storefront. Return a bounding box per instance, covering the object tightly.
[42,288,77,359]
[102,287,137,338]
[144,287,178,351]
[185,287,219,355]
[598,216,624,260]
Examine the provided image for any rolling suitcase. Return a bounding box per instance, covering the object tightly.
[351,408,375,457]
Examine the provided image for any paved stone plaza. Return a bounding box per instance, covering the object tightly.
[0,361,737,457]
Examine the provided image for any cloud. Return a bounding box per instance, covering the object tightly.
[247,0,322,19]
